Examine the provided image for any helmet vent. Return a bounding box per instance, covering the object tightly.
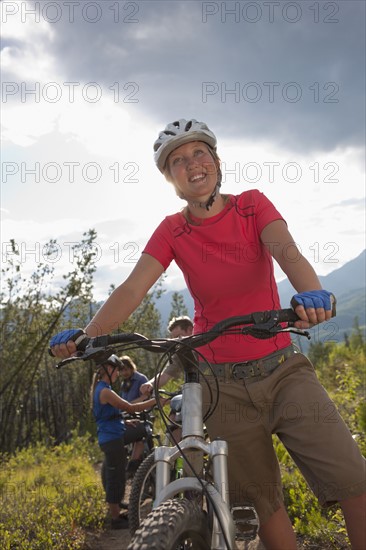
[153,118,217,172]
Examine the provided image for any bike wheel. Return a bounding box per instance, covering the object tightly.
[128,451,157,535]
[127,498,211,550]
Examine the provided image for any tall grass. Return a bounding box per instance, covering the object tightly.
[0,434,105,549]
[275,437,350,549]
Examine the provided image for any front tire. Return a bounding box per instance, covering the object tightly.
[127,498,211,550]
[128,451,156,535]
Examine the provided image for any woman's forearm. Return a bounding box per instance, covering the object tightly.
[281,254,322,294]
[85,283,145,336]
[85,253,164,336]
[261,220,323,294]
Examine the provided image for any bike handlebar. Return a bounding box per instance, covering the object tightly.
[93,308,299,348]
[53,308,307,369]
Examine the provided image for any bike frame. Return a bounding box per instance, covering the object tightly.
[153,380,236,550]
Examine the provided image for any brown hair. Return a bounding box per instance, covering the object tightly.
[119,355,137,372]
[90,367,102,411]
[168,316,193,333]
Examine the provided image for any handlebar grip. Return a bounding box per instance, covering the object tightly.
[48,330,89,357]
[91,333,149,347]
[276,309,299,323]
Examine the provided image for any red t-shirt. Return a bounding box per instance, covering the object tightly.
[143,189,292,362]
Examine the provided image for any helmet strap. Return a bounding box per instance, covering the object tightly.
[186,183,221,211]
[101,364,115,386]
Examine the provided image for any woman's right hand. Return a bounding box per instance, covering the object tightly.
[49,329,87,358]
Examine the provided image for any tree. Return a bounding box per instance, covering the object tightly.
[117,277,164,379]
[168,291,189,325]
[0,231,98,452]
[0,231,165,452]
[349,316,365,350]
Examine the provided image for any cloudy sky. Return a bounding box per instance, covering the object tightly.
[1,0,365,301]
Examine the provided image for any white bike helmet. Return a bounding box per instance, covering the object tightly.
[99,354,123,370]
[153,119,217,172]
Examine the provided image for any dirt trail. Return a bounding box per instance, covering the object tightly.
[85,467,312,550]
[84,476,264,550]
[85,529,265,550]
[85,526,132,550]
[84,469,320,550]
[85,530,330,550]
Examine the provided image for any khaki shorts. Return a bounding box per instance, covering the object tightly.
[201,352,366,524]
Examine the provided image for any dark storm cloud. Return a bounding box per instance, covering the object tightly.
[4,0,365,152]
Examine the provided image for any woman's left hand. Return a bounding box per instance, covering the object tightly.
[291,290,336,328]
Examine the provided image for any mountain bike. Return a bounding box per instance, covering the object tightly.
[54,308,312,549]
[123,408,162,479]
[127,388,208,535]
[99,405,161,511]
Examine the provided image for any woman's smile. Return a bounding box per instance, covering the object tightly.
[167,141,218,199]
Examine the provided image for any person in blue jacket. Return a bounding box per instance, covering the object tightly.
[91,354,156,529]
[119,355,148,402]
[119,355,150,474]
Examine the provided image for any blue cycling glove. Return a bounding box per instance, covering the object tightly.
[291,290,335,312]
[49,328,87,354]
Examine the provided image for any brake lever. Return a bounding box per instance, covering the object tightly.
[242,310,311,340]
[242,324,310,340]
[279,327,311,339]
[55,355,83,369]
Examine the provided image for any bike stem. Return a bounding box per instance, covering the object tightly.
[182,382,204,439]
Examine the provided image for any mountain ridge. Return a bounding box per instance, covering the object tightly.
[155,250,366,344]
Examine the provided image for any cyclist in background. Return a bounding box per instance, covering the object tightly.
[168,315,193,338]
[52,119,365,549]
[91,354,156,529]
[120,355,148,402]
[119,355,150,475]
[139,315,194,444]
[140,316,193,395]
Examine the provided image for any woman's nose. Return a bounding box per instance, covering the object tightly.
[186,155,197,170]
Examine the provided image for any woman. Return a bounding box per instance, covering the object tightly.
[91,354,156,529]
[119,355,149,474]
[119,355,148,403]
[52,119,365,548]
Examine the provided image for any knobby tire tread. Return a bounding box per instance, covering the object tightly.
[127,498,211,550]
[128,451,156,535]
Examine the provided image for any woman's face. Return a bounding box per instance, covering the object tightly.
[166,141,218,201]
[102,365,120,383]
[120,365,132,380]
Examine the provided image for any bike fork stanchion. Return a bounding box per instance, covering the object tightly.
[210,439,236,549]
[182,382,205,476]
[154,446,172,502]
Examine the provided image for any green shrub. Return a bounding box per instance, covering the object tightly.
[274,437,349,548]
[0,435,105,549]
